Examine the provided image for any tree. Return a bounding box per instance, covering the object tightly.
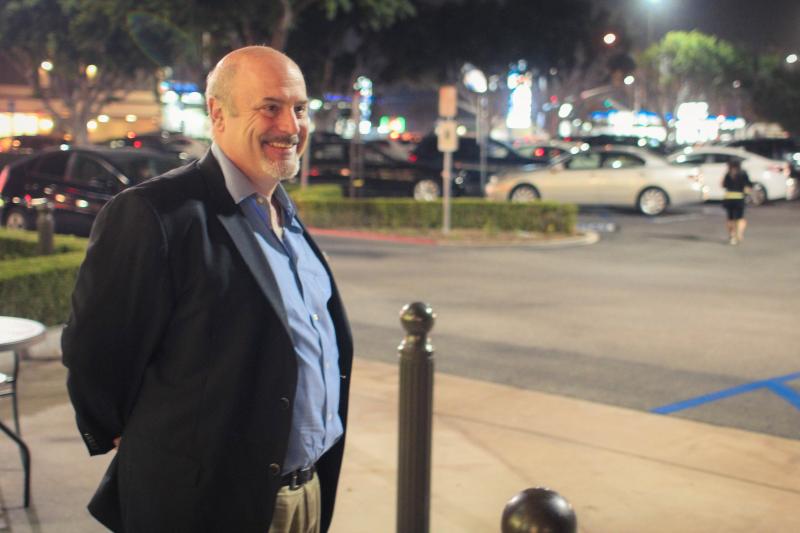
[0,0,181,145]
[638,31,743,118]
[749,55,800,135]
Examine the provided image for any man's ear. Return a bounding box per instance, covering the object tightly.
[208,97,225,132]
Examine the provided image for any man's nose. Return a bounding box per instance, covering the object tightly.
[276,108,300,135]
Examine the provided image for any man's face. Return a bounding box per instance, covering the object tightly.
[211,55,309,191]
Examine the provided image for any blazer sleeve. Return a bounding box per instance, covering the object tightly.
[62,190,174,455]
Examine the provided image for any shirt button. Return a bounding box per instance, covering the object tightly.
[280,397,290,410]
[312,313,319,321]
[269,463,281,476]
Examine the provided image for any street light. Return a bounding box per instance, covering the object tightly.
[786,54,798,64]
[603,33,617,46]
[462,63,489,191]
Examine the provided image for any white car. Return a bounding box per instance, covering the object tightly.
[485,145,707,216]
[667,146,797,205]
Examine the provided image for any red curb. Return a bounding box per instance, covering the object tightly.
[306,227,439,245]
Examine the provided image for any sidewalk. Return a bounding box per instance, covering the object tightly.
[1,329,799,532]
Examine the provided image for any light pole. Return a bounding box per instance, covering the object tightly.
[462,64,488,191]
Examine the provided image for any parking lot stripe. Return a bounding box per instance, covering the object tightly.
[652,371,800,414]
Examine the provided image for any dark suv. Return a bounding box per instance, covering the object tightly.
[409,134,546,194]
[0,146,183,236]
[307,135,474,200]
[724,138,800,177]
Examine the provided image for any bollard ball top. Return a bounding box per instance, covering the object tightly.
[501,487,576,533]
[400,302,435,335]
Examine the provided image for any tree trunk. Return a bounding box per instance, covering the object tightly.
[270,0,293,51]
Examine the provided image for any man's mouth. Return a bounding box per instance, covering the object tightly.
[261,135,300,152]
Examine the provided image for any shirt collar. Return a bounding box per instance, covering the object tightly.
[211,142,298,226]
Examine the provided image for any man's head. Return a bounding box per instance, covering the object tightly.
[206,46,309,194]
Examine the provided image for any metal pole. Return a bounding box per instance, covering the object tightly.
[442,151,452,234]
[396,302,436,533]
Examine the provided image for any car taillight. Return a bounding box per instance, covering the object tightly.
[309,167,319,177]
[534,147,546,157]
[0,166,8,192]
[408,154,417,163]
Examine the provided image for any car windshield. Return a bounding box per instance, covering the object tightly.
[105,152,183,183]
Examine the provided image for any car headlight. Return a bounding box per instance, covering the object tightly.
[488,174,499,185]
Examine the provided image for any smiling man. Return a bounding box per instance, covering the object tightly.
[62,46,353,533]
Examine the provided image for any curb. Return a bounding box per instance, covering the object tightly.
[307,227,600,248]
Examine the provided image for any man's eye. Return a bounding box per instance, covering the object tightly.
[295,106,307,117]
[261,105,279,114]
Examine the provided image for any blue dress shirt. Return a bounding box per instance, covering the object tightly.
[211,144,343,474]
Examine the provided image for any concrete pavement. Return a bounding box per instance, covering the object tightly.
[1,327,799,532]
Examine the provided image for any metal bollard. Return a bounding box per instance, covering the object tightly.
[396,302,436,533]
[501,487,577,533]
[36,201,54,255]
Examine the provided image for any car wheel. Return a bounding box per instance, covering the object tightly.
[4,208,33,230]
[637,187,669,216]
[413,179,441,201]
[509,184,540,202]
[746,183,767,206]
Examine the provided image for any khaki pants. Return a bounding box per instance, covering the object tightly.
[269,472,321,533]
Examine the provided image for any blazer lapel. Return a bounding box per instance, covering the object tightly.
[197,151,291,336]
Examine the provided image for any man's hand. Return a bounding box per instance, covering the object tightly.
[113,437,121,448]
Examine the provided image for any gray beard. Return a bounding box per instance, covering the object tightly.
[261,156,300,181]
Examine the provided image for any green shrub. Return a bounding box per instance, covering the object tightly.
[295,198,577,234]
[284,183,344,201]
[0,229,87,326]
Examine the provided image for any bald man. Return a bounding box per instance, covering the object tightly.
[63,46,353,533]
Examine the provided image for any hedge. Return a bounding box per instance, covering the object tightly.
[294,198,577,234]
[0,229,87,326]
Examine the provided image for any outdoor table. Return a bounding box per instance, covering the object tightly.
[0,316,46,507]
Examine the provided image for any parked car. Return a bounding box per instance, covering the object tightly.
[306,135,475,200]
[511,139,583,161]
[97,131,208,161]
[722,137,800,178]
[565,134,668,155]
[0,146,184,236]
[0,134,71,169]
[667,146,796,205]
[408,133,547,195]
[484,145,707,216]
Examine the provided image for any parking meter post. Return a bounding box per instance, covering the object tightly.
[442,150,452,234]
[36,202,54,255]
[501,487,577,533]
[396,302,435,533]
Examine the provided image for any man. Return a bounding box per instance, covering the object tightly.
[62,46,353,533]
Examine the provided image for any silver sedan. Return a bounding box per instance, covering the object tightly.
[485,145,708,216]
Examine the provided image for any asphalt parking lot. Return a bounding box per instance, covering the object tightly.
[318,200,800,439]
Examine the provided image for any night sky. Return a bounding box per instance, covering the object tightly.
[597,0,800,52]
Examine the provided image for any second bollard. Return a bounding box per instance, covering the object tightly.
[36,201,54,255]
[396,302,436,533]
[501,487,577,533]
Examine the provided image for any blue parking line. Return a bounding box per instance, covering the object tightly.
[652,371,800,415]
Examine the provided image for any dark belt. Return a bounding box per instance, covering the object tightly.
[281,465,315,490]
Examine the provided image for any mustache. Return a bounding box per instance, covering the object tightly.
[261,134,300,145]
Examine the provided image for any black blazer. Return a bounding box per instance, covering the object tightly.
[62,151,353,533]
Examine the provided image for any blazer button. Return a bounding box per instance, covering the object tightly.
[280,397,290,410]
[269,463,281,476]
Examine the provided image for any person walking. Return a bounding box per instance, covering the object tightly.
[721,159,753,245]
[62,46,353,533]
